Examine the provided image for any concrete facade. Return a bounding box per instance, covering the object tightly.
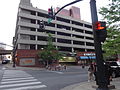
[13,0,95,66]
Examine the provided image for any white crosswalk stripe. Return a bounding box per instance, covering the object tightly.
[0,70,47,90]
[1,79,38,84]
[2,77,34,81]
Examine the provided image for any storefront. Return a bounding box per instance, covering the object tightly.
[77,52,96,65]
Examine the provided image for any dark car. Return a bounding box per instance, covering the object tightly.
[2,60,10,64]
[105,61,120,78]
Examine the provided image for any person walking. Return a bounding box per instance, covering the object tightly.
[104,62,113,85]
[88,63,95,82]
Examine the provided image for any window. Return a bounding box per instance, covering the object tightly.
[86,37,94,40]
[20,34,30,40]
[72,21,83,26]
[72,34,84,39]
[73,40,84,45]
[31,19,36,24]
[30,44,36,50]
[58,46,72,52]
[56,17,70,23]
[37,45,45,50]
[86,42,94,46]
[84,24,92,29]
[38,36,47,41]
[74,48,85,52]
[72,28,83,33]
[30,35,35,40]
[57,38,71,44]
[31,28,36,31]
[31,11,36,15]
[38,12,49,18]
[85,30,93,34]
[57,32,71,37]
[57,24,70,30]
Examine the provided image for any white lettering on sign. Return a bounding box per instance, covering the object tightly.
[84,53,95,56]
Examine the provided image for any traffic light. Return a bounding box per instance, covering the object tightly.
[94,21,107,42]
[39,20,45,29]
[94,21,106,30]
[48,7,54,24]
[48,7,54,19]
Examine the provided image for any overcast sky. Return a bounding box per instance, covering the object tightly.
[0,0,110,49]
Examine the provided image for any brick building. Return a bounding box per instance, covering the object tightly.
[13,0,95,67]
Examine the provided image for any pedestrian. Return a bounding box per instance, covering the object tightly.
[88,63,94,82]
[82,64,85,68]
[104,62,113,85]
[63,64,67,70]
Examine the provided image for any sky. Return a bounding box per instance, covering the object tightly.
[0,0,110,50]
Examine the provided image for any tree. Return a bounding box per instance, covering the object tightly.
[38,33,63,66]
[99,0,120,60]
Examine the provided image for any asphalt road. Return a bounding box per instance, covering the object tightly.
[26,66,88,90]
[0,62,4,81]
[0,65,88,90]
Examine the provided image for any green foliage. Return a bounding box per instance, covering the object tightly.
[99,0,120,25]
[99,0,120,59]
[38,33,63,65]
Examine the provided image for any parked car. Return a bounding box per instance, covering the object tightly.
[2,60,10,64]
[105,61,120,78]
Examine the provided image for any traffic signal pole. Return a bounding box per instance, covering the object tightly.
[47,1,109,89]
[47,0,82,24]
[54,0,82,16]
[90,0,109,90]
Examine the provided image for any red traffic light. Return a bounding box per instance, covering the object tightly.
[94,21,106,30]
[48,7,54,19]
[48,8,51,13]
[93,21,107,42]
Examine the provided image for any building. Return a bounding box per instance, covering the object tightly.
[0,42,5,61]
[0,42,6,50]
[13,0,95,67]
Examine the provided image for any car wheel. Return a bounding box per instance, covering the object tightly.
[112,72,116,78]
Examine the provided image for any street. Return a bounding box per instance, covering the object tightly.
[0,64,88,90]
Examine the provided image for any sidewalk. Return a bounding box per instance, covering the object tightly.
[61,78,120,90]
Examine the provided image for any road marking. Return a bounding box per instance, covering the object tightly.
[3,74,32,77]
[3,75,32,79]
[2,77,34,81]
[0,70,47,89]
[47,70,64,74]
[1,79,38,84]
[2,67,6,70]
[4,85,47,90]
[0,82,41,88]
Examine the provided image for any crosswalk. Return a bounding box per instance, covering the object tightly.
[0,70,47,90]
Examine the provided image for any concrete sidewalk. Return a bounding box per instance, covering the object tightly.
[61,78,120,90]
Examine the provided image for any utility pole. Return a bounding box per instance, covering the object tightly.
[90,0,109,90]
